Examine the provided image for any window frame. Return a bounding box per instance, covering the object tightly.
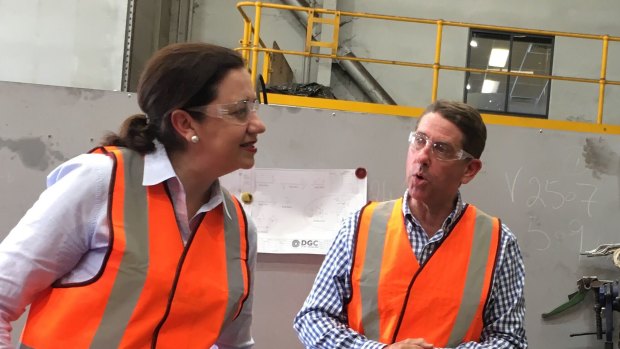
[464,29,555,119]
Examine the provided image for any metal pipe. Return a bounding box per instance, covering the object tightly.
[250,2,264,85]
[431,20,443,102]
[280,0,396,104]
[241,20,252,62]
[241,1,620,42]
[281,0,309,23]
[337,49,396,105]
[597,35,609,124]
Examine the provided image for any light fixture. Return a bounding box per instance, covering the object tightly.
[488,48,509,68]
[470,40,478,48]
[466,84,471,90]
[481,79,500,94]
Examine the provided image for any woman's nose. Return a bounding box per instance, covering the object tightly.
[248,111,266,134]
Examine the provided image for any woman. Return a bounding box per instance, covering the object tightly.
[0,43,266,348]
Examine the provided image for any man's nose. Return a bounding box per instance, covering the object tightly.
[414,143,433,164]
[418,140,433,157]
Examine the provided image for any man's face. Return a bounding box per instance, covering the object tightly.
[405,111,481,209]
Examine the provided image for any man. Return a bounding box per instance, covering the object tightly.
[293,100,527,349]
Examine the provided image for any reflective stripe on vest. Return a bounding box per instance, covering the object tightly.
[347,199,500,347]
[20,146,250,348]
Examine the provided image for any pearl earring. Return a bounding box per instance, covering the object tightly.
[190,135,199,143]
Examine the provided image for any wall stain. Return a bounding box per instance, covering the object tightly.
[583,136,620,209]
[64,87,106,101]
[0,137,68,171]
[583,137,620,179]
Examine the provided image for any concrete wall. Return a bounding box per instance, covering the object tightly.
[0,0,128,90]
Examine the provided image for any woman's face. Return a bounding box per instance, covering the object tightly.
[193,68,266,178]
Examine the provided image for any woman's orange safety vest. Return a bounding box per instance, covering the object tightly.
[347,198,501,347]
[20,147,250,349]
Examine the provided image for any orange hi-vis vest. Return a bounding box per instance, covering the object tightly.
[347,198,501,347]
[20,146,250,349]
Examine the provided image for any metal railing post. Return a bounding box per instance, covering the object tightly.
[432,20,443,102]
[241,20,252,62]
[250,2,264,86]
[597,35,609,124]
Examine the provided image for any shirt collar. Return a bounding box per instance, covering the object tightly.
[142,140,229,217]
[402,189,467,232]
[143,140,177,186]
[202,180,230,218]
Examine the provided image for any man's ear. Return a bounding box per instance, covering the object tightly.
[461,159,482,185]
[169,109,196,142]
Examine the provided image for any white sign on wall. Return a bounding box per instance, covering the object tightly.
[221,168,367,254]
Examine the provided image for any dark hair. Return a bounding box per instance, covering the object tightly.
[417,100,487,159]
[101,43,245,154]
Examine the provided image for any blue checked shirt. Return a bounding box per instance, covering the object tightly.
[293,191,527,349]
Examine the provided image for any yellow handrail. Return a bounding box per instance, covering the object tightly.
[432,20,443,102]
[598,35,610,124]
[235,1,620,124]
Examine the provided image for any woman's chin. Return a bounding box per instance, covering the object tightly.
[239,160,255,170]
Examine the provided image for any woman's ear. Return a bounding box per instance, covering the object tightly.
[169,109,196,142]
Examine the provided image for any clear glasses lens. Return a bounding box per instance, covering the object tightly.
[217,100,260,124]
[408,132,472,161]
[186,100,259,125]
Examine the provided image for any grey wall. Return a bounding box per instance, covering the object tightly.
[2,81,620,348]
[0,0,128,90]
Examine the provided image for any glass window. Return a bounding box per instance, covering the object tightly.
[465,30,554,118]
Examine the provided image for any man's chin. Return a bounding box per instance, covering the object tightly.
[407,188,429,203]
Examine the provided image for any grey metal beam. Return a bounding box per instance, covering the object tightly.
[337,48,396,105]
[123,0,193,92]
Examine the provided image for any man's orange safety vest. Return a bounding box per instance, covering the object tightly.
[20,147,250,348]
[347,198,501,347]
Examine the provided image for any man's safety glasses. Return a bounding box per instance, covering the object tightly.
[408,131,474,161]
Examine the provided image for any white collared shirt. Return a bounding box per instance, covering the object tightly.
[0,142,256,349]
